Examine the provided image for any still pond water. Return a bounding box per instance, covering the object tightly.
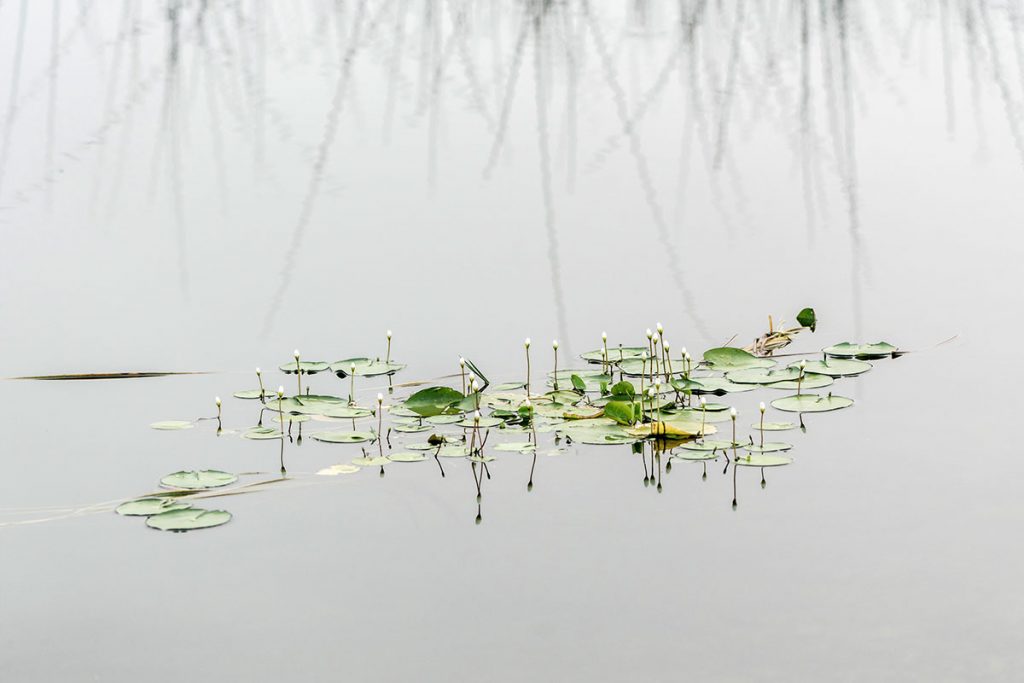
[2,1,1023,680]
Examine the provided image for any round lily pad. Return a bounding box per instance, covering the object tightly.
[753,421,796,431]
[793,359,872,377]
[311,431,376,444]
[771,394,854,413]
[726,367,801,384]
[393,424,431,434]
[743,442,792,453]
[150,421,193,430]
[279,360,330,374]
[116,498,192,516]
[437,445,471,458]
[690,377,755,394]
[352,456,390,467]
[232,389,268,399]
[317,464,360,475]
[457,417,505,428]
[734,454,793,467]
[672,450,720,461]
[322,406,374,419]
[765,373,834,391]
[823,341,897,359]
[160,470,238,490]
[147,508,232,531]
[387,452,427,462]
[581,346,649,363]
[242,427,284,440]
[494,441,536,453]
[331,358,406,377]
[426,414,464,425]
[388,406,423,418]
[703,347,775,370]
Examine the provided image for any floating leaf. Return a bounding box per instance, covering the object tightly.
[150,421,193,430]
[604,400,637,426]
[116,498,192,516]
[770,393,854,413]
[436,444,471,458]
[570,374,587,392]
[232,389,268,400]
[734,454,793,467]
[331,357,406,377]
[581,347,648,363]
[394,424,431,433]
[725,367,802,384]
[690,377,755,394]
[276,394,347,415]
[703,347,775,371]
[743,442,793,453]
[494,441,537,453]
[147,508,232,531]
[405,386,465,417]
[765,373,835,391]
[823,341,897,359]
[387,452,427,463]
[311,430,376,444]
[322,406,374,419]
[242,426,284,440]
[426,414,464,425]
[610,381,636,399]
[317,464,360,475]
[160,470,238,490]
[352,456,390,467]
[794,358,872,377]
[753,421,797,431]
[457,416,505,428]
[279,360,329,374]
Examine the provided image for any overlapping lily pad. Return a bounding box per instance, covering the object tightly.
[116,497,193,516]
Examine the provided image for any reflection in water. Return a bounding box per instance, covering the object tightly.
[2,1,1024,335]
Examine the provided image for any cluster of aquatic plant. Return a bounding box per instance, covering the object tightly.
[127,308,905,531]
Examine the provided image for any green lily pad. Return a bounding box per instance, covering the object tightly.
[437,445,471,458]
[753,421,796,431]
[794,359,872,377]
[321,406,374,419]
[311,430,376,444]
[703,347,775,371]
[682,439,738,451]
[765,373,835,391]
[404,386,465,417]
[160,470,238,490]
[317,464,360,475]
[272,413,310,423]
[669,408,732,423]
[468,455,496,463]
[331,358,406,377]
[279,360,330,374]
[394,424,431,433]
[147,508,232,531]
[242,426,285,440]
[823,341,898,359]
[725,367,802,384]
[387,452,427,463]
[672,449,721,461]
[494,441,537,453]
[232,389,268,400]
[150,421,194,430]
[690,377,755,394]
[771,394,854,413]
[275,394,348,415]
[744,442,793,453]
[734,454,793,467]
[619,358,678,377]
[548,369,612,391]
[457,416,505,428]
[116,498,192,516]
[581,346,649,363]
[426,414,464,425]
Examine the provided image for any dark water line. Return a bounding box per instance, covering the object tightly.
[0,0,30,201]
[535,14,571,358]
[584,0,712,344]
[262,0,368,338]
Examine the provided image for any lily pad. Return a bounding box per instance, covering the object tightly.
[734,454,793,467]
[115,498,192,516]
[352,456,390,467]
[494,441,537,453]
[725,367,802,384]
[753,421,797,431]
[437,444,471,458]
[794,358,872,377]
[242,426,285,440]
[581,346,649,363]
[317,464,360,475]
[387,452,427,462]
[232,389,268,400]
[426,414,464,425]
[311,430,376,444]
[690,377,755,394]
[150,421,194,430]
[276,394,348,415]
[771,393,854,413]
[160,470,238,490]
[393,424,431,434]
[703,347,775,371]
[405,386,465,417]
[331,358,406,377]
[457,416,505,429]
[743,442,793,453]
[765,373,835,391]
[147,508,232,531]
[279,360,330,374]
[823,341,898,359]
[322,406,374,419]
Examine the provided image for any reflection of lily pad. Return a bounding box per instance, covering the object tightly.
[116,498,192,516]
[150,421,193,430]
[160,470,238,490]
[311,431,376,444]
[771,394,854,413]
[147,508,232,531]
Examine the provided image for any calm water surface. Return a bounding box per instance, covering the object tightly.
[2,2,1023,681]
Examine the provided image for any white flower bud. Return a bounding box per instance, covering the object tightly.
[656,322,663,334]
[473,410,481,423]
[730,407,737,418]
[646,328,653,339]
[277,386,285,397]
[386,330,392,339]
[699,396,706,407]
[524,338,531,348]
[377,393,383,404]
[552,339,559,350]
[601,331,607,342]
[294,349,300,359]
[800,359,807,370]
[759,402,766,413]
[215,397,221,407]
[664,341,671,351]
[459,357,466,368]
[255,367,261,375]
